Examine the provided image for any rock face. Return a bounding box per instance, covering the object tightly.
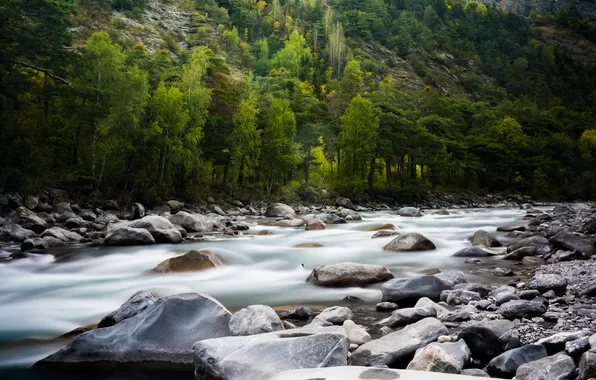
[168,211,212,232]
[549,231,596,257]
[528,273,567,294]
[152,250,219,273]
[487,344,547,378]
[407,344,462,374]
[104,227,155,246]
[398,207,423,217]
[193,327,349,380]
[129,215,183,244]
[35,293,232,371]
[350,317,448,367]
[383,233,436,251]
[515,353,576,380]
[305,218,326,231]
[97,291,159,328]
[457,320,516,362]
[471,230,502,247]
[499,300,547,320]
[306,262,394,287]
[229,305,284,336]
[265,203,295,217]
[382,275,451,304]
[3,207,47,233]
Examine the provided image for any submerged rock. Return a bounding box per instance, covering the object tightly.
[397,207,423,217]
[306,262,394,287]
[152,250,219,273]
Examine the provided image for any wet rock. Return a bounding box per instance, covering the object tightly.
[382,275,452,305]
[265,203,294,218]
[21,237,48,251]
[97,291,159,328]
[280,306,311,320]
[168,211,212,232]
[499,300,546,320]
[306,262,393,287]
[193,326,348,380]
[104,227,155,246]
[304,218,325,231]
[515,353,576,380]
[350,317,448,367]
[406,344,461,373]
[487,344,547,378]
[529,273,567,294]
[343,320,371,345]
[313,306,353,325]
[565,336,590,357]
[579,350,596,380]
[379,306,437,328]
[493,267,514,276]
[435,209,450,215]
[41,227,83,242]
[536,331,591,355]
[129,215,182,244]
[376,302,399,312]
[507,235,550,253]
[397,207,422,217]
[502,246,538,260]
[455,283,494,298]
[453,246,493,257]
[383,233,436,252]
[457,319,516,361]
[549,231,596,257]
[3,207,47,233]
[152,250,219,273]
[35,293,232,371]
[315,213,345,224]
[471,230,502,247]
[268,218,304,227]
[294,242,323,248]
[229,305,284,336]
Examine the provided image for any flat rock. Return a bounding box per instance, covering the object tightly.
[502,246,538,260]
[515,353,576,380]
[306,262,394,287]
[35,293,232,371]
[193,326,348,380]
[153,250,219,273]
[382,275,452,305]
[453,246,493,257]
[350,317,448,367]
[507,236,550,253]
[497,224,526,232]
[364,223,397,231]
[372,230,401,239]
[487,344,547,378]
[229,305,284,336]
[384,233,436,251]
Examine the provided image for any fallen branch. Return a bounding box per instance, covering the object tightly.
[11,60,71,86]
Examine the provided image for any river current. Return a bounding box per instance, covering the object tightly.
[0,207,534,375]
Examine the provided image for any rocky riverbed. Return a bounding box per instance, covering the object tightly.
[1,195,596,379]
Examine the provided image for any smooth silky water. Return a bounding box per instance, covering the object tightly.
[0,207,536,379]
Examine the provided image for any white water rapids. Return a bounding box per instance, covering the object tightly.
[0,207,534,370]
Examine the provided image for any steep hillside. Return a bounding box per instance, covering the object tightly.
[481,0,596,20]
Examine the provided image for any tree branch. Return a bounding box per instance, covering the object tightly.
[11,60,71,86]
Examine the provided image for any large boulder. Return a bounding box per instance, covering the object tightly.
[383,233,436,251]
[471,230,502,247]
[193,326,348,380]
[306,262,393,287]
[152,250,220,273]
[229,305,284,336]
[305,218,326,231]
[406,344,462,374]
[350,317,448,367]
[499,300,547,320]
[265,203,295,217]
[382,275,451,304]
[104,227,155,246]
[168,211,212,233]
[515,353,576,380]
[0,224,35,242]
[379,306,437,328]
[129,215,183,244]
[487,344,547,378]
[3,206,47,233]
[35,293,232,371]
[457,319,517,362]
[41,227,83,242]
[166,200,185,212]
[97,291,159,328]
[335,197,353,209]
[549,231,596,257]
[271,367,485,380]
[528,273,567,294]
[398,207,422,217]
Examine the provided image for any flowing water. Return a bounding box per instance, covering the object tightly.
[0,207,536,376]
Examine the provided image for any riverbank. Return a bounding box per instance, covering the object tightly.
[0,201,595,379]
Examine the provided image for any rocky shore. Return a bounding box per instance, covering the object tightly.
[1,192,596,379]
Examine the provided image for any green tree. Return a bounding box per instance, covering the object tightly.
[229,92,261,184]
[271,30,313,78]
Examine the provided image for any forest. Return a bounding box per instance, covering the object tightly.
[1,0,596,204]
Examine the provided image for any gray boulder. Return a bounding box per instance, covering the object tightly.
[415,297,450,319]
[265,203,295,217]
[129,215,182,244]
[549,231,596,257]
[306,262,393,287]
[168,211,212,233]
[471,230,502,247]
[229,305,284,336]
[379,305,437,328]
[97,291,159,328]
[0,224,35,242]
[457,319,517,361]
[335,197,353,208]
[407,344,462,373]
[445,289,481,305]
[566,336,590,357]
[313,306,353,325]
[193,326,348,380]
[104,227,155,246]
[435,270,467,287]
[529,273,567,294]
[422,340,471,369]
[515,353,576,380]
[3,207,47,233]
[342,320,370,345]
[35,293,232,371]
[305,218,325,231]
[398,207,422,217]
[499,300,546,320]
[41,227,83,242]
[280,306,311,320]
[487,344,547,378]
[383,233,436,251]
[382,275,451,305]
[350,317,448,367]
[315,213,345,224]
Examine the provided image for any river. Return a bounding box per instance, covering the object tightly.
[0,207,534,377]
